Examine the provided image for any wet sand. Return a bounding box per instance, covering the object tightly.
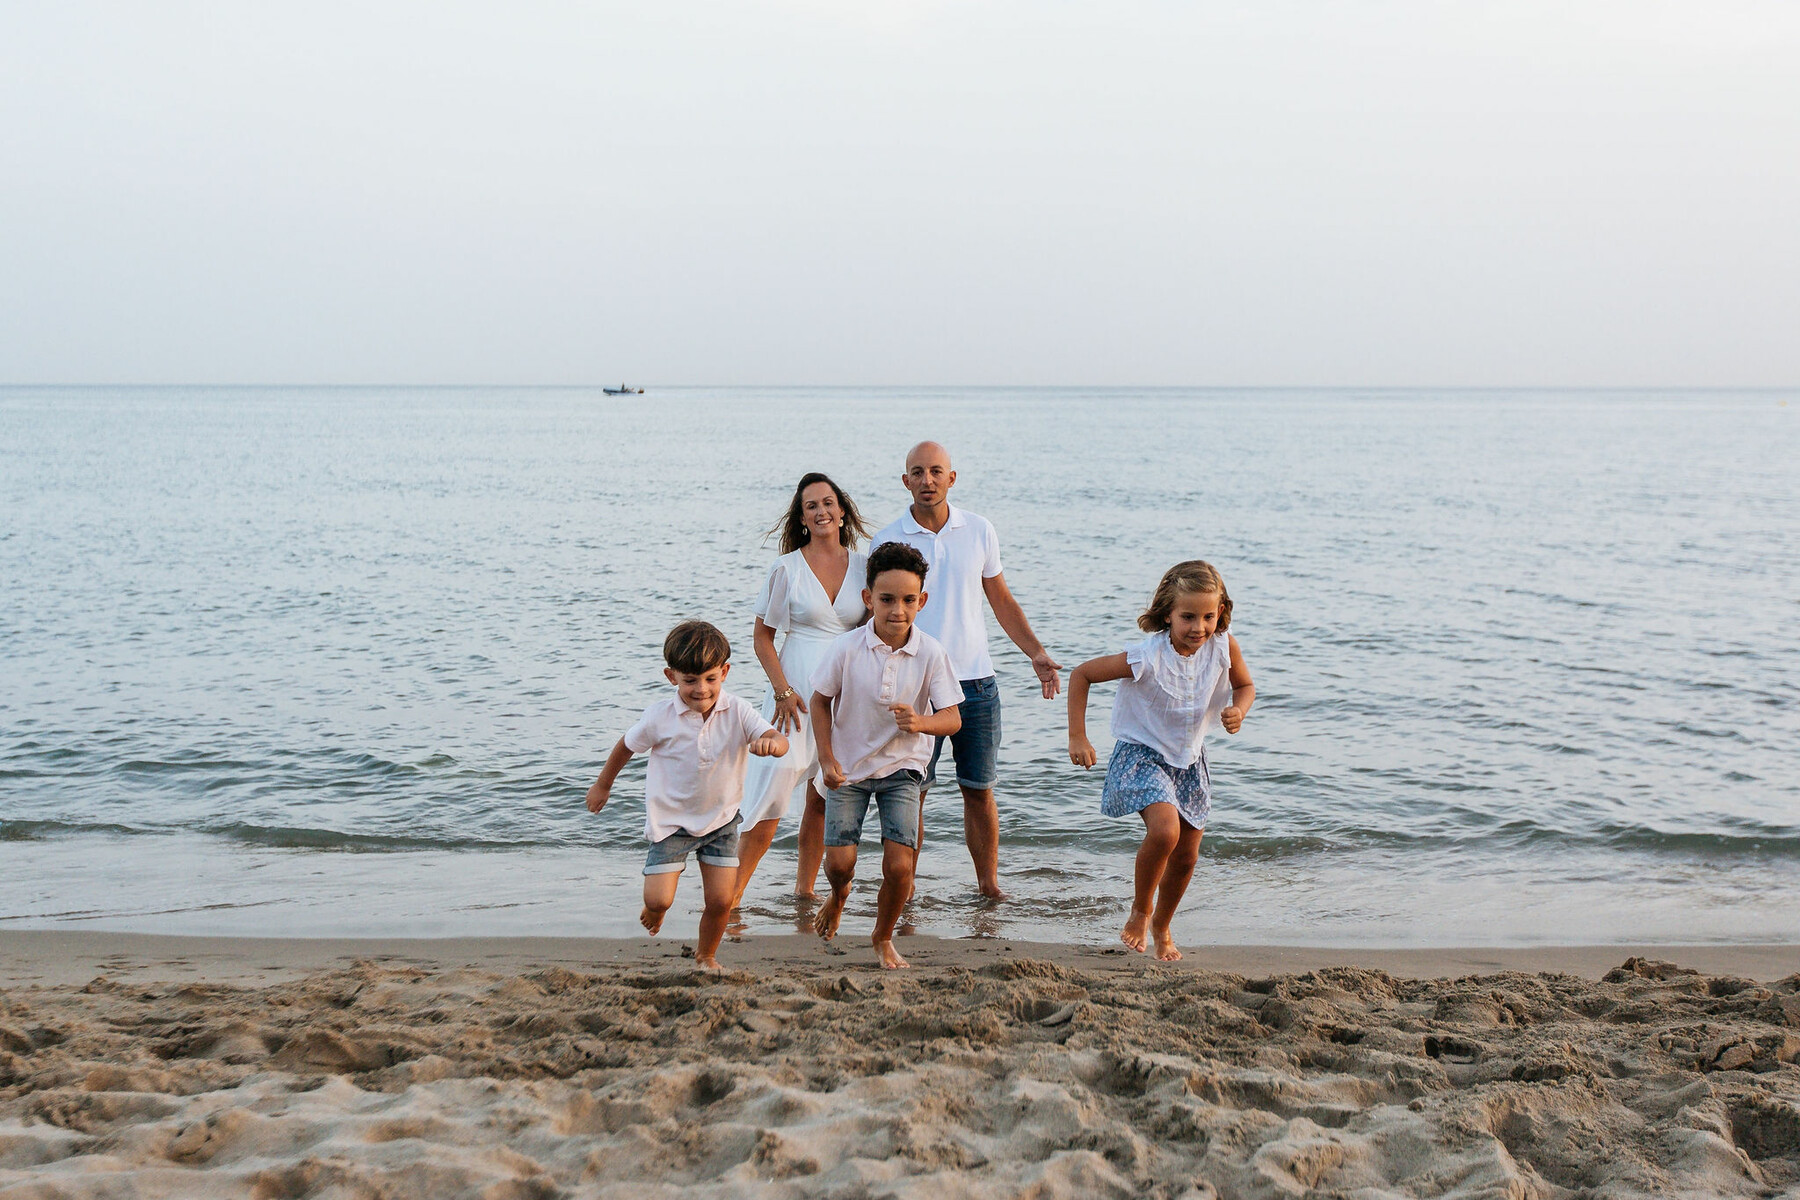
[3,932,1798,1197]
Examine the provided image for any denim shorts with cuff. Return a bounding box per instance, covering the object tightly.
[924,675,1001,791]
[825,770,923,849]
[644,813,742,875]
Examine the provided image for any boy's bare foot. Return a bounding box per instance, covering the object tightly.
[814,891,846,940]
[1120,909,1150,953]
[640,907,665,935]
[874,938,909,969]
[1152,928,1181,962]
[696,955,724,972]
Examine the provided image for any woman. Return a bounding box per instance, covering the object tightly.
[731,472,870,909]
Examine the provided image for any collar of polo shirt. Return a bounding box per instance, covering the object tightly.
[900,502,966,535]
[861,621,922,655]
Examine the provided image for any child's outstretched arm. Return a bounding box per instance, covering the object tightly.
[1066,653,1131,768]
[1221,636,1255,733]
[586,738,634,813]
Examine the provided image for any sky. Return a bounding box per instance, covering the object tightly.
[2,1,1797,386]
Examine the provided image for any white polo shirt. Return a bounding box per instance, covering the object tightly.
[623,693,777,842]
[871,504,1003,680]
[810,623,964,784]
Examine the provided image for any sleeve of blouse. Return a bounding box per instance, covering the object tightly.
[754,558,792,636]
[1123,638,1155,683]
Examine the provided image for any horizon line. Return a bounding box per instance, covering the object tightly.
[3,382,1797,393]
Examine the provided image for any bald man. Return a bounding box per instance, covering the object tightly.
[870,441,1060,899]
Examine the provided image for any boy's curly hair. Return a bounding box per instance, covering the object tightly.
[664,620,731,674]
[1139,560,1232,634]
[865,541,929,589]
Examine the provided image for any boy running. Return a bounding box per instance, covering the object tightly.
[810,543,963,969]
[586,620,788,971]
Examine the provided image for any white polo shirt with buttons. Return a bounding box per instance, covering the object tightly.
[870,504,1004,681]
[623,693,777,842]
[810,623,964,785]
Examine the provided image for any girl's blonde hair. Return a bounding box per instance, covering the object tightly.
[1138,560,1232,633]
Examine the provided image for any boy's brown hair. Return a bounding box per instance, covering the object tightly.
[1138,560,1233,634]
[664,620,732,674]
[865,541,929,589]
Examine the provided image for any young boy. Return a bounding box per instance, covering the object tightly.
[587,620,788,971]
[810,543,963,969]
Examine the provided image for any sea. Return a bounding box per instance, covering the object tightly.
[3,386,1796,948]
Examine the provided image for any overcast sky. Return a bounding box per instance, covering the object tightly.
[2,1,1796,386]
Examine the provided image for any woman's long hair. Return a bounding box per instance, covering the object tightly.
[767,472,870,554]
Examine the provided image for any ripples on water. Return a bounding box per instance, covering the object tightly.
[2,386,1796,943]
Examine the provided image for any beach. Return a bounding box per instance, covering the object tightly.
[4,933,1798,1198]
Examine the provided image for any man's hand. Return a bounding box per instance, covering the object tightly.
[585,786,610,814]
[889,703,927,734]
[750,732,789,757]
[1221,705,1244,734]
[1031,651,1063,699]
[820,758,848,791]
[1069,736,1097,769]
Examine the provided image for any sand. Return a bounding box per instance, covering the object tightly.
[2,933,1798,1199]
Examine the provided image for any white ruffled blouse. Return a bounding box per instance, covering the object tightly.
[1108,629,1235,768]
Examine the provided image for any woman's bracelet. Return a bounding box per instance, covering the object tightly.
[773,687,796,702]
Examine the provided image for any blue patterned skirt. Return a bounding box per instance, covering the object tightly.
[1100,738,1210,829]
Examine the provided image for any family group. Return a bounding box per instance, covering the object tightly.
[585,442,1255,970]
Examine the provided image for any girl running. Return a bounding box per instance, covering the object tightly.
[1067,561,1255,961]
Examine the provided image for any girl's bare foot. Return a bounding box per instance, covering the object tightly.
[813,892,846,940]
[1121,909,1150,953]
[696,955,723,972]
[874,938,909,969]
[640,907,665,935]
[1152,928,1181,962]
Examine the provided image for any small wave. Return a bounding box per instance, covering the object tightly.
[204,823,536,852]
[0,818,147,841]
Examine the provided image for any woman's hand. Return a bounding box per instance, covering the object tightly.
[1069,737,1097,769]
[773,690,807,733]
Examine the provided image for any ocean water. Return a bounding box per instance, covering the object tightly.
[3,386,1797,947]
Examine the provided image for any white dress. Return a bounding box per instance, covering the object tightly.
[739,548,869,825]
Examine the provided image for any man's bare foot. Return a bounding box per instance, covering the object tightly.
[640,907,665,935]
[813,891,847,940]
[874,938,909,969]
[976,882,1008,901]
[1152,928,1181,962]
[793,889,817,901]
[1120,909,1150,953]
[696,955,724,972]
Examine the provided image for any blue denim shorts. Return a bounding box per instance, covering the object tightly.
[924,675,1000,790]
[825,770,924,849]
[644,814,742,875]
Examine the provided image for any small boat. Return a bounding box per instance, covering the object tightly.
[602,383,644,395]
